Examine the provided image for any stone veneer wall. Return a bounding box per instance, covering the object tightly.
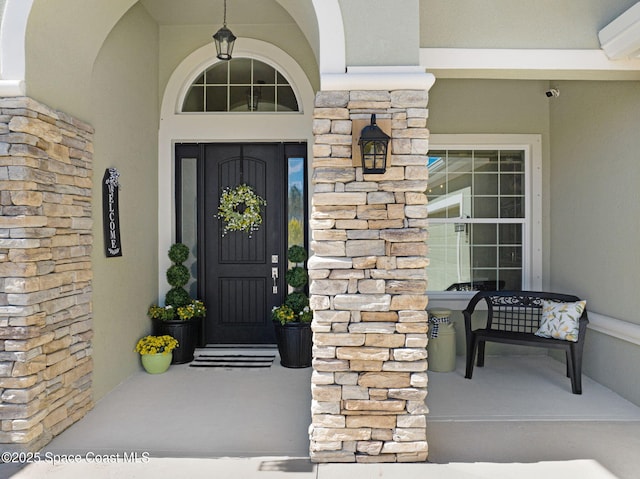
[309,90,429,463]
[0,97,94,451]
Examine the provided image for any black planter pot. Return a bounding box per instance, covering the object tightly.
[274,321,312,368]
[151,317,200,364]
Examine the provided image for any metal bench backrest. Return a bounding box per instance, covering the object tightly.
[488,294,545,333]
[468,290,584,333]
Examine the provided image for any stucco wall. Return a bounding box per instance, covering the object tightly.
[88,3,159,400]
[549,80,640,404]
[419,0,638,49]
[156,22,319,109]
[339,0,420,67]
[25,0,139,119]
[549,81,640,321]
[0,0,5,33]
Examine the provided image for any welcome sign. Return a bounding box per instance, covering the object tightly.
[102,168,122,257]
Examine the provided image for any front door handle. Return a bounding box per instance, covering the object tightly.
[272,267,278,294]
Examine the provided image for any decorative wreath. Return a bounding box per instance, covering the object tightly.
[217,184,267,237]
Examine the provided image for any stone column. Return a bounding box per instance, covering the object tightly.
[0,97,94,452]
[309,90,429,463]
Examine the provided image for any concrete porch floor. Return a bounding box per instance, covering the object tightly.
[3,352,640,479]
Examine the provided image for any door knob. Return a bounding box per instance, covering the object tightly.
[272,267,278,294]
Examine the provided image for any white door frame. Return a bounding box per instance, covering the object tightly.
[158,39,315,297]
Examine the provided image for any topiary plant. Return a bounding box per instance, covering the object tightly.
[272,245,312,324]
[285,266,308,289]
[148,243,206,321]
[287,245,307,264]
[168,242,189,264]
[284,291,309,313]
[165,243,192,309]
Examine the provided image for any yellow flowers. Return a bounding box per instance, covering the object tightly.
[147,300,206,321]
[135,335,178,355]
[177,300,206,320]
[272,304,295,325]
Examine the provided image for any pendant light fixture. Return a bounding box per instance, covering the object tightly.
[213,0,236,61]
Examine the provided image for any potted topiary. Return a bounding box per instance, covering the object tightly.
[272,245,312,368]
[148,243,206,364]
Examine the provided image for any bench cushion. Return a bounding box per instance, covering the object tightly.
[534,299,586,342]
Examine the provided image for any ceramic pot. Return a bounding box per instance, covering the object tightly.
[140,352,172,374]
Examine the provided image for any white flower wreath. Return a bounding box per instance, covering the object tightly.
[217,184,267,237]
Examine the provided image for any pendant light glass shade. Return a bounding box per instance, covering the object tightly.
[213,0,236,61]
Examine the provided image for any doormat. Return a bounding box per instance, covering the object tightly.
[189,346,277,369]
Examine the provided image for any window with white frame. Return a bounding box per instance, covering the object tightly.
[426,135,542,296]
[182,58,299,113]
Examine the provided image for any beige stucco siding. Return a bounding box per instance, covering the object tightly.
[339,0,420,66]
[25,0,139,119]
[419,0,638,49]
[549,80,640,323]
[88,3,159,400]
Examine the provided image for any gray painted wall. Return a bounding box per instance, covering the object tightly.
[549,80,640,404]
[339,0,420,66]
[0,0,5,74]
[549,81,640,322]
[420,0,638,48]
[89,3,160,400]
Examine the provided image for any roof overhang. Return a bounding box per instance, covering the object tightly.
[420,48,640,80]
[599,2,640,60]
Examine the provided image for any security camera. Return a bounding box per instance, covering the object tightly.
[545,88,560,98]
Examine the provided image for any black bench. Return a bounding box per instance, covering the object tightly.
[447,280,505,291]
[463,290,589,394]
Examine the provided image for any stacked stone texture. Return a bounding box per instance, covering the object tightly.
[309,90,429,463]
[0,97,94,452]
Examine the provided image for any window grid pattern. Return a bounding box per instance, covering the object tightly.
[427,149,526,292]
[182,58,299,113]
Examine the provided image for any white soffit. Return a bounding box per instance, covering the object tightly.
[599,2,640,60]
[322,66,436,92]
[420,48,640,80]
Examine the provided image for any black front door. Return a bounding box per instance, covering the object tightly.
[203,143,286,344]
[175,142,307,345]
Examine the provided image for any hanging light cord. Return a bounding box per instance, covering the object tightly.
[223,0,228,26]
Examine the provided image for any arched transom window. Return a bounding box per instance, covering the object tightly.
[182,58,299,113]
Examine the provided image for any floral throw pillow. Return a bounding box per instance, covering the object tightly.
[535,300,586,342]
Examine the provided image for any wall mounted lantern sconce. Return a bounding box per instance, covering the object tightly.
[213,0,236,61]
[358,114,390,174]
